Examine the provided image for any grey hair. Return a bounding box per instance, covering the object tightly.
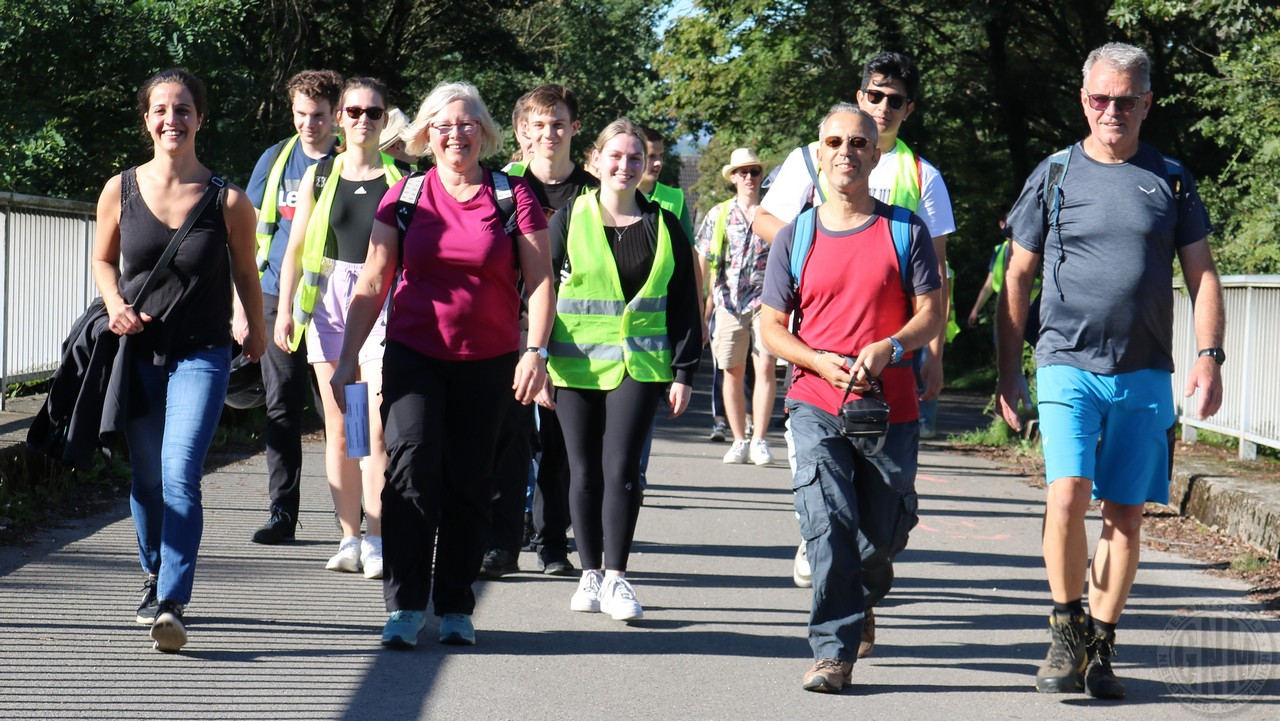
[1082,43,1151,92]
[817,103,879,146]
[403,81,502,159]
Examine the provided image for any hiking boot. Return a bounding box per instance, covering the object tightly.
[570,569,604,613]
[1084,628,1126,700]
[439,613,476,646]
[381,610,427,649]
[722,439,750,464]
[858,608,876,659]
[135,575,159,625]
[150,600,187,653]
[1035,610,1087,693]
[326,536,363,573]
[802,658,853,693]
[360,535,383,579]
[793,541,812,588]
[599,576,644,621]
[478,549,520,580]
[708,420,728,442]
[251,507,297,544]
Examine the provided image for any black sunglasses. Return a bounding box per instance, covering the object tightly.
[734,167,762,177]
[822,135,871,150]
[343,106,385,121]
[1084,92,1142,112]
[862,89,909,110]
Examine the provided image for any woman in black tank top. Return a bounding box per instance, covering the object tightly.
[90,69,265,654]
[273,77,398,580]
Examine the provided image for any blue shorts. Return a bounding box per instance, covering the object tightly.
[1036,365,1176,505]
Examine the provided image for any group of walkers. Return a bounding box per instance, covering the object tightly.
[92,36,1225,701]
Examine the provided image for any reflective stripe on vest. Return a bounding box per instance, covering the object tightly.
[287,153,404,350]
[547,191,675,390]
[648,182,685,218]
[255,135,300,275]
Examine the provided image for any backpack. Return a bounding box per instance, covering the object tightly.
[393,168,519,262]
[787,204,917,294]
[1040,145,1185,300]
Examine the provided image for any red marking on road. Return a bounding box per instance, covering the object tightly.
[917,474,948,484]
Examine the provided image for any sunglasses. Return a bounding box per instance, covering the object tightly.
[862,89,909,110]
[822,135,871,150]
[431,121,479,136]
[734,167,762,177]
[1084,92,1143,112]
[343,106,385,120]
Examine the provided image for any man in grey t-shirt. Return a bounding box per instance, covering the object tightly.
[997,42,1225,701]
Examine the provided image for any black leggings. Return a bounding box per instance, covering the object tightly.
[555,375,665,572]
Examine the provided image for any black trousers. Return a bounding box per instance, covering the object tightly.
[531,407,572,561]
[556,375,664,572]
[486,397,534,555]
[380,343,515,614]
[260,294,310,514]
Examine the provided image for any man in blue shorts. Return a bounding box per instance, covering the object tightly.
[997,42,1225,700]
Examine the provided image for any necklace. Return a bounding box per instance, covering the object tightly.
[613,225,627,245]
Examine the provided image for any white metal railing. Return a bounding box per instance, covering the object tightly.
[0,192,98,410]
[1173,275,1280,460]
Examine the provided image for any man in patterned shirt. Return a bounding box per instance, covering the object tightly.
[696,148,777,466]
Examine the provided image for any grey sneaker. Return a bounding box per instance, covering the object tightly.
[150,600,187,652]
[135,575,159,625]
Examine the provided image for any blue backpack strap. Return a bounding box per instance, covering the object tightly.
[801,143,826,205]
[888,204,914,291]
[789,207,817,292]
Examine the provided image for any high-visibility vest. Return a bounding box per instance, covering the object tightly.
[287,153,403,350]
[548,191,676,390]
[805,138,921,211]
[504,161,527,176]
[705,198,735,286]
[991,239,1042,299]
[648,182,685,218]
[255,135,300,275]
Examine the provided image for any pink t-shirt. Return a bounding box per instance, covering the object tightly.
[375,167,547,360]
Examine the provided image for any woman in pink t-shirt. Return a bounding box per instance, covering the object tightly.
[330,82,554,650]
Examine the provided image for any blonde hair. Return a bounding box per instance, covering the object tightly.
[402,82,501,159]
[593,118,647,155]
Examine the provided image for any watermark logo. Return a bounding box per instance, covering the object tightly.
[1157,604,1273,715]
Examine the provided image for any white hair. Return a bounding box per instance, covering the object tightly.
[402,82,501,159]
[1083,43,1151,92]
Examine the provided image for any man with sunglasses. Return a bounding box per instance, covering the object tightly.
[998,42,1223,700]
[760,105,942,692]
[753,49,954,651]
[240,69,343,544]
[695,148,776,467]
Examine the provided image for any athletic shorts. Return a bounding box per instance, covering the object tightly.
[1036,365,1176,505]
[710,306,768,369]
[305,258,388,366]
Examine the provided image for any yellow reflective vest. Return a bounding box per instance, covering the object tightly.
[287,153,403,350]
[807,138,920,209]
[548,191,675,390]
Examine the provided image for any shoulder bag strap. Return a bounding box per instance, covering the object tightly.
[132,176,225,310]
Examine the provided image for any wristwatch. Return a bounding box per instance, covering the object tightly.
[886,337,904,365]
[525,346,549,360]
[1198,347,1225,365]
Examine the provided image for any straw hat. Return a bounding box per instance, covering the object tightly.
[379,107,410,151]
[720,147,762,181]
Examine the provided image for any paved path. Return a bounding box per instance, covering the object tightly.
[0,393,1276,720]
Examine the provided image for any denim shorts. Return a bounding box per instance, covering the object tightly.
[1036,365,1176,505]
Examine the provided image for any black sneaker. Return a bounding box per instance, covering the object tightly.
[135,576,159,625]
[150,600,187,652]
[520,512,535,552]
[478,549,519,580]
[1084,629,1126,699]
[1035,610,1087,693]
[539,553,576,577]
[251,507,297,544]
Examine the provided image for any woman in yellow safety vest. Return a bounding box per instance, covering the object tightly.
[274,77,402,580]
[545,119,701,622]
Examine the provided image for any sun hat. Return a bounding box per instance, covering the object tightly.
[379,107,410,151]
[721,147,763,182]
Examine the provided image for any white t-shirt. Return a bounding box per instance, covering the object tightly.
[761,142,956,238]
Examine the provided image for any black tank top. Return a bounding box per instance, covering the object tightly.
[327,176,384,263]
[118,167,232,364]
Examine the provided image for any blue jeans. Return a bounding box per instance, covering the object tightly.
[786,399,920,661]
[127,345,231,605]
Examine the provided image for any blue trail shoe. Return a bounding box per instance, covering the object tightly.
[438,613,476,646]
[381,610,427,649]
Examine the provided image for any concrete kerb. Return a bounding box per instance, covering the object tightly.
[1170,458,1280,560]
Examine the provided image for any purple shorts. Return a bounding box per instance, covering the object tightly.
[305,258,388,366]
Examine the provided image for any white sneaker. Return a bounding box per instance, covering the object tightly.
[793,541,813,588]
[750,439,773,466]
[722,439,750,464]
[599,576,644,621]
[326,536,362,573]
[570,569,604,613]
[360,535,383,579]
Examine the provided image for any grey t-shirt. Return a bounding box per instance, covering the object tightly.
[1005,142,1212,374]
